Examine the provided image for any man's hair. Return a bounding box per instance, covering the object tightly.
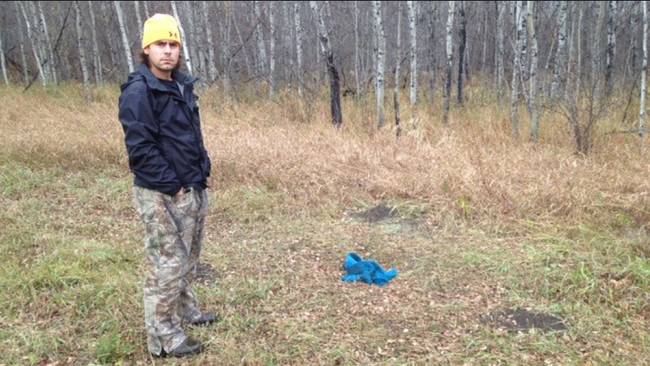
[138,50,183,71]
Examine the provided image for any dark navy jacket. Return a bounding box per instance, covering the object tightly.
[118,64,211,196]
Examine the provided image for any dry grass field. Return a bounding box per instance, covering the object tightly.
[0,83,648,365]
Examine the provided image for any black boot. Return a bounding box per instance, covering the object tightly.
[153,337,203,358]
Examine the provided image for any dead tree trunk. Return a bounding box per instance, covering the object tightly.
[395,2,403,137]
[309,1,343,127]
[457,1,466,105]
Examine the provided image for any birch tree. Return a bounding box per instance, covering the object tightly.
[0,32,8,85]
[184,2,200,76]
[551,1,568,98]
[202,1,217,83]
[15,2,29,85]
[592,2,606,98]
[510,1,524,137]
[496,1,505,102]
[18,1,46,86]
[527,1,539,141]
[309,1,343,127]
[254,1,268,77]
[606,1,617,96]
[88,1,103,85]
[354,1,361,96]
[395,2,403,136]
[294,2,304,98]
[428,3,437,103]
[37,1,57,84]
[29,2,50,83]
[457,1,466,105]
[640,0,647,142]
[407,1,417,105]
[134,1,144,42]
[443,1,455,125]
[114,1,134,73]
[372,0,386,128]
[74,1,91,102]
[269,1,276,98]
[171,1,193,74]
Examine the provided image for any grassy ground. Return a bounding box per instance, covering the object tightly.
[0,84,648,365]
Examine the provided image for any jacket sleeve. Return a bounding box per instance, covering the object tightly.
[118,81,182,196]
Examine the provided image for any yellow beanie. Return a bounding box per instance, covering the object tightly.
[142,14,182,49]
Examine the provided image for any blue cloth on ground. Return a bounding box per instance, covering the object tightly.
[341,252,398,286]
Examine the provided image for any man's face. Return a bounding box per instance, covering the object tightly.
[144,40,180,72]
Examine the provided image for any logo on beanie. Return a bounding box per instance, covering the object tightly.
[169,31,178,38]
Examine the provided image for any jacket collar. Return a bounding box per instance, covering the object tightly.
[136,64,199,93]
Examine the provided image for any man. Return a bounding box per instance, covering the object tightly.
[118,14,216,358]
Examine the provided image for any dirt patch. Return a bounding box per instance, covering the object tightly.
[483,308,567,333]
[194,262,218,285]
[352,204,399,223]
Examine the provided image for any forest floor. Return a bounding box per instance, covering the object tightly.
[1,85,649,365]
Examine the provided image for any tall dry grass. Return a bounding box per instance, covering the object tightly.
[1,83,648,229]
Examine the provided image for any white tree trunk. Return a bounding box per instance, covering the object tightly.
[114,1,134,73]
[269,1,276,98]
[551,1,567,98]
[18,2,46,86]
[496,1,505,101]
[143,1,150,18]
[294,2,304,98]
[355,0,360,96]
[170,1,193,74]
[74,1,91,102]
[527,1,539,141]
[134,1,144,42]
[202,1,217,83]
[372,0,386,128]
[510,0,523,137]
[37,1,57,84]
[0,31,8,85]
[407,0,417,105]
[254,1,267,77]
[29,2,50,83]
[443,1,455,125]
[606,1,617,95]
[88,1,103,85]
[640,0,647,142]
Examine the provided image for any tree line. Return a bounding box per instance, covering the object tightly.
[0,1,647,152]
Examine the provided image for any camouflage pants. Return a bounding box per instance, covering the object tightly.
[132,186,209,355]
